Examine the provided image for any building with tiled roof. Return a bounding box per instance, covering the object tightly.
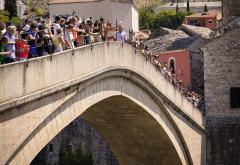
[184,10,218,30]
[144,27,210,94]
[48,0,139,32]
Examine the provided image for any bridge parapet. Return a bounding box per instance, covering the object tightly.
[0,42,204,128]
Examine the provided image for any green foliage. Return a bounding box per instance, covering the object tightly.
[59,148,93,165]
[0,10,21,26]
[139,6,155,30]
[0,10,9,23]
[4,0,17,19]
[11,17,21,26]
[139,8,191,31]
[34,7,45,17]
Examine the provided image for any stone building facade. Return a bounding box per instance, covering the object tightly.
[48,0,139,32]
[222,0,240,22]
[203,20,240,164]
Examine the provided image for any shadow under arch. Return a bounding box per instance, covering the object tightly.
[81,95,182,165]
[5,76,192,165]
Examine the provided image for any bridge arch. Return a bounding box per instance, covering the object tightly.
[5,72,192,165]
[0,42,205,165]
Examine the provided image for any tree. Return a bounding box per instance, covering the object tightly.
[34,7,45,17]
[11,17,21,26]
[186,0,190,12]
[204,4,208,12]
[0,10,9,23]
[139,8,191,31]
[4,0,17,19]
[176,2,179,12]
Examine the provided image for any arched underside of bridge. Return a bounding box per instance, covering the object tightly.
[81,96,182,165]
[2,73,200,165]
[0,43,205,165]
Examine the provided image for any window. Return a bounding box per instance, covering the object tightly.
[230,87,240,108]
[168,57,176,74]
[189,20,201,26]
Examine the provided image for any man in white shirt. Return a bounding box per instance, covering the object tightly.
[54,16,61,35]
[116,27,127,43]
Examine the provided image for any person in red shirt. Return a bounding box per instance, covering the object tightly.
[15,32,29,61]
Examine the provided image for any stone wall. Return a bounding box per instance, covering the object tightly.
[31,117,119,165]
[206,117,240,165]
[203,28,240,118]
[203,27,240,164]
[188,37,206,98]
[222,0,240,22]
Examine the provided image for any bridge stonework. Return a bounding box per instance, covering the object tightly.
[0,43,205,165]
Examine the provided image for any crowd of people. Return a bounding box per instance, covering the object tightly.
[0,15,203,109]
[132,39,203,109]
[0,16,128,64]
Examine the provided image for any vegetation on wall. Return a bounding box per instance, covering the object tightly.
[59,148,93,165]
[139,5,191,31]
[0,10,9,23]
[34,7,45,17]
[0,10,21,26]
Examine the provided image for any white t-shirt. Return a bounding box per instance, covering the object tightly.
[65,31,75,49]
[54,23,61,35]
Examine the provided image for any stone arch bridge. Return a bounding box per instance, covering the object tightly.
[0,42,206,165]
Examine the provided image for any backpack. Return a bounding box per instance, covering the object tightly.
[15,39,29,59]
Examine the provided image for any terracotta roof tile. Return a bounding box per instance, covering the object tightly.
[144,28,197,54]
[185,10,218,19]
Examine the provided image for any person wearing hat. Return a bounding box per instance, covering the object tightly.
[22,19,31,32]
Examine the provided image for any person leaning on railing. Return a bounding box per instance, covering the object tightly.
[3,26,17,63]
[53,28,65,53]
[0,36,11,64]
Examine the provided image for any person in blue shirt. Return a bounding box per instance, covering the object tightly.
[27,23,38,58]
[116,27,127,44]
